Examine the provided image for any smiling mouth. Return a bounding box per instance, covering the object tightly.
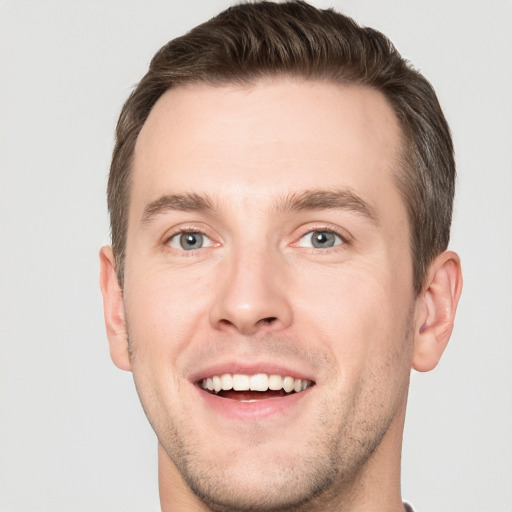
[199,373,315,401]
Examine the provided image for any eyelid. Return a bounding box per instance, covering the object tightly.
[290,224,350,248]
[299,230,342,248]
[295,232,343,251]
[167,232,215,250]
[162,224,221,251]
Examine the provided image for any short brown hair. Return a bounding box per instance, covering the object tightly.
[108,0,455,294]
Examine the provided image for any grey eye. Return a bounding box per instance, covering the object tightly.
[168,232,213,251]
[298,230,342,249]
[180,233,203,250]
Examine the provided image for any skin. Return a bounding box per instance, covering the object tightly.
[100,79,462,511]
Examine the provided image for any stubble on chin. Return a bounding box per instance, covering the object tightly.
[156,366,409,512]
[130,314,415,512]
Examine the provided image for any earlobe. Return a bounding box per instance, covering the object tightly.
[99,246,131,372]
[412,251,463,372]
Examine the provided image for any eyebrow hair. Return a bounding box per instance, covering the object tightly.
[140,188,377,226]
[277,189,378,224]
[141,193,215,225]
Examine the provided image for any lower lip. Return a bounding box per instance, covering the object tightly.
[195,386,312,421]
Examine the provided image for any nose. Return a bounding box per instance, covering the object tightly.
[209,248,293,336]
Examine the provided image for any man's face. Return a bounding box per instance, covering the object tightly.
[119,79,419,509]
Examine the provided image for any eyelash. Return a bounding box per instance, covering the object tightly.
[163,224,349,255]
[292,226,348,251]
[164,226,218,254]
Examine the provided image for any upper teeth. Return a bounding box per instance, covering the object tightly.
[201,373,312,394]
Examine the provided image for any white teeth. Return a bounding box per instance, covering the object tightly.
[200,373,313,395]
[221,373,233,390]
[268,374,283,390]
[213,376,222,393]
[282,376,294,393]
[250,373,269,391]
[232,374,250,391]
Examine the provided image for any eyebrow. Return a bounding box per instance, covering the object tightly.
[140,188,377,225]
[277,189,378,224]
[141,193,215,225]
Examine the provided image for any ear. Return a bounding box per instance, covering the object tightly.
[99,246,131,371]
[412,251,463,372]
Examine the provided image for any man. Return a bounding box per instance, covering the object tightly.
[99,2,462,511]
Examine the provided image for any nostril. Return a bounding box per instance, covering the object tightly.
[214,314,285,335]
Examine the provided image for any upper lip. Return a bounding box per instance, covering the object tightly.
[188,360,316,384]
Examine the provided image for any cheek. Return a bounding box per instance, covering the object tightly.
[292,259,414,375]
[123,264,214,371]
[296,264,414,426]
[121,268,211,427]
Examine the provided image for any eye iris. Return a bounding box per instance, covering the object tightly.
[311,231,336,248]
[180,232,203,250]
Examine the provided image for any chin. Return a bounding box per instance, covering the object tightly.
[178,455,340,512]
[155,420,342,512]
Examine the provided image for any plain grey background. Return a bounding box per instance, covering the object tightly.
[1,1,511,511]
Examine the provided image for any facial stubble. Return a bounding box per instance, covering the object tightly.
[125,310,414,512]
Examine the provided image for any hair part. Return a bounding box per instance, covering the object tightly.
[108,0,455,294]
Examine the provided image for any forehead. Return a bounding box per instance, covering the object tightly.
[131,79,404,222]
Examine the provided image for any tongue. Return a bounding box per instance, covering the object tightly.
[219,389,288,400]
